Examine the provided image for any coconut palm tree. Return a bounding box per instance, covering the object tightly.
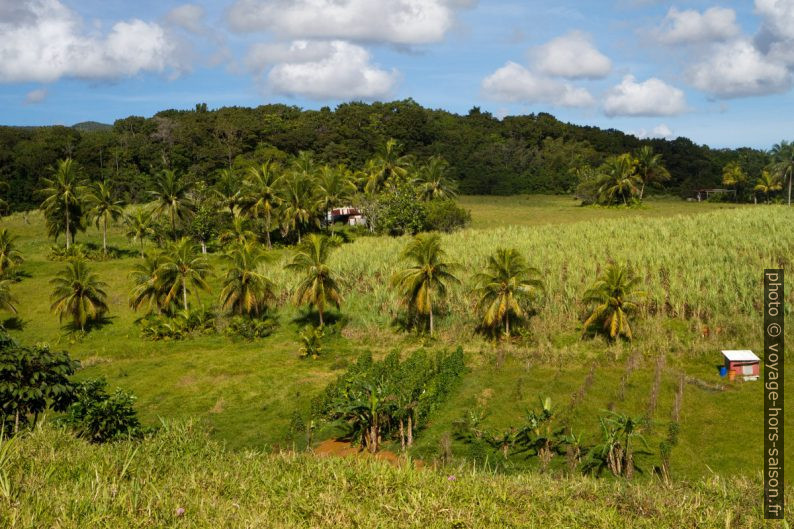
[149,169,194,240]
[286,233,342,326]
[219,216,257,246]
[128,252,169,314]
[366,138,412,194]
[473,248,543,338]
[40,158,87,249]
[754,170,783,204]
[124,209,154,258]
[281,172,318,244]
[0,279,17,313]
[391,233,458,336]
[214,168,242,216]
[582,263,645,340]
[634,146,670,201]
[87,180,124,255]
[50,259,109,331]
[158,238,213,312]
[770,140,794,206]
[0,228,23,278]
[219,242,275,317]
[722,161,747,202]
[597,154,639,205]
[415,156,458,201]
[242,161,282,248]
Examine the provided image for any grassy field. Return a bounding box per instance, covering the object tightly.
[1,195,791,484]
[2,423,789,528]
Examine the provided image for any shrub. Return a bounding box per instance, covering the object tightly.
[139,307,216,341]
[371,187,427,236]
[224,316,277,340]
[58,378,143,443]
[298,325,325,359]
[424,199,471,232]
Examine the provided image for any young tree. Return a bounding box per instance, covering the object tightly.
[0,333,79,433]
[128,253,168,315]
[158,238,213,312]
[281,172,318,244]
[40,158,87,249]
[317,164,356,230]
[391,233,458,336]
[722,161,748,202]
[473,248,543,338]
[634,146,670,201]
[0,228,23,278]
[582,263,645,340]
[770,140,794,206]
[286,233,342,326]
[87,180,124,255]
[754,170,783,204]
[366,138,412,194]
[214,168,242,217]
[124,209,154,258]
[415,155,458,201]
[219,216,257,246]
[242,161,282,249]
[219,242,275,317]
[50,259,109,331]
[149,169,194,240]
[597,154,639,205]
[0,280,17,314]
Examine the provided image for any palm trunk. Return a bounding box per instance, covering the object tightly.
[788,173,792,207]
[318,307,324,327]
[201,240,207,254]
[407,414,414,447]
[183,277,188,312]
[265,211,272,249]
[639,181,645,201]
[140,239,144,258]
[171,208,177,241]
[65,204,71,249]
[399,418,406,451]
[505,314,510,337]
[103,216,108,255]
[428,290,434,336]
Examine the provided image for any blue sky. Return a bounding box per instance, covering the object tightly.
[1,0,793,149]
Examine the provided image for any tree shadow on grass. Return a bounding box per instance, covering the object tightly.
[60,315,116,337]
[292,309,348,330]
[1,316,26,331]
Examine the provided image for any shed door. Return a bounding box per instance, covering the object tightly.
[742,365,754,375]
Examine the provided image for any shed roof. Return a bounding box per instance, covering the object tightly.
[722,350,760,362]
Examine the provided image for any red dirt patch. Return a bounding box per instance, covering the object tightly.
[314,439,424,468]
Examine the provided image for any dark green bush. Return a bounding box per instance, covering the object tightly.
[424,199,471,232]
[58,378,143,443]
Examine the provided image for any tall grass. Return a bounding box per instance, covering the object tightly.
[2,422,788,528]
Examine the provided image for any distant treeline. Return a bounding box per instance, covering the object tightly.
[0,99,769,211]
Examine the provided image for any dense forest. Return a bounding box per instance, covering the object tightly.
[0,99,769,211]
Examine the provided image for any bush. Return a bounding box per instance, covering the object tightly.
[224,316,277,340]
[139,307,216,341]
[57,378,144,443]
[424,199,471,232]
[371,187,427,236]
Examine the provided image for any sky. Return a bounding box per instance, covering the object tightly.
[1,0,793,149]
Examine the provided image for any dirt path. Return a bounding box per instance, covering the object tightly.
[313,439,424,468]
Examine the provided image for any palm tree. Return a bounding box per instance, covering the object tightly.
[149,169,194,240]
[0,279,17,314]
[50,259,109,331]
[219,216,257,246]
[770,140,794,206]
[366,139,412,194]
[214,168,242,216]
[0,228,23,278]
[582,263,645,340]
[242,161,282,249]
[415,156,458,201]
[219,242,275,317]
[597,154,639,205]
[754,170,783,204]
[722,161,747,202]
[87,180,124,255]
[129,252,168,314]
[158,238,213,312]
[634,146,670,201]
[391,233,459,336]
[124,209,154,257]
[317,164,356,230]
[281,172,318,244]
[286,233,342,326]
[473,248,543,338]
[40,158,87,249]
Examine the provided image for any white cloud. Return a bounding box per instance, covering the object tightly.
[604,75,687,116]
[481,61,594,107]
[689,39,791,98]
[246,41,337,72]
[226,0,473,44]
[655,7,740,45]
[636,124,675,140]
[265,40,398,100]
[166,4,207,35]
[532,31,612,79]
[0,0,180,83]
[25,88,47,104]
[755,0,794,41]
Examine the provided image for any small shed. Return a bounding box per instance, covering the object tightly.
[722,350,760,381]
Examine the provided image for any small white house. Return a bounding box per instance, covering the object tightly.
[722,350,760,381]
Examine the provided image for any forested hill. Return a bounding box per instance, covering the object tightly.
[0,99,767,211]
